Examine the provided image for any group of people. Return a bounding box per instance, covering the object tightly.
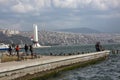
[8,44,33,58]
[7,41,103,59]
[24,44,33,56]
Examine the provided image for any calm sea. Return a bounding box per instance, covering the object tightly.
[33,44,120,80]
[34,44,120,55]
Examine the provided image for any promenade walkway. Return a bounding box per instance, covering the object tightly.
[0,51,110,80]
[0,55,64,73]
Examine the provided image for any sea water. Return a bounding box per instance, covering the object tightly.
[33,44,120,80]
[34,44,120,55]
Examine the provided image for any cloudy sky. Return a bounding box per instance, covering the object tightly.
[0,0,120,32]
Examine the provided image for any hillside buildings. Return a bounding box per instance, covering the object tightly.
[0,29,19,36]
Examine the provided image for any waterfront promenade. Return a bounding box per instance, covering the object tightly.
[0,55,63,73]
[0,51,110,80]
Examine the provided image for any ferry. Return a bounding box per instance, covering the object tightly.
[0,43,9,50]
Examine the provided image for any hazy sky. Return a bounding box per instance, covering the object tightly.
[0,0,120,32]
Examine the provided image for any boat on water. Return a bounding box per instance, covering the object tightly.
[0,43,9,50]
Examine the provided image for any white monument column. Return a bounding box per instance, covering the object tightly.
[33,24,41,47]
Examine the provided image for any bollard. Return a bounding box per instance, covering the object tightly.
[112,50,115,54]
[50,53,52,56]
[82,52,84,54]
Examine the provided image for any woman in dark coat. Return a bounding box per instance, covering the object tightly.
[29,45,33,57]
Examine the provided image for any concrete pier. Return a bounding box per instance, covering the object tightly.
[0,50,110,80]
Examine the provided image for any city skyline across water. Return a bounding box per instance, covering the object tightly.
[1,29,120,46]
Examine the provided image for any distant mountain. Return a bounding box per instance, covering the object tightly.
[102,28,120,33]
[56,27,101,33]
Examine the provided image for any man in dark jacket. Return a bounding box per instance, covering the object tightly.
[24,44,28,55]
[8,45,12,55]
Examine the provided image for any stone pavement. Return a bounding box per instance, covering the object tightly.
[0,55,65,73]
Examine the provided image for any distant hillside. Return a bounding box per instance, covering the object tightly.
[0,32,32,45]
[56,27,101,33]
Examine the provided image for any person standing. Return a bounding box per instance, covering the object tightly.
[8,45,12,55]
[95,42,102,52]
[24,44,28,55]
[16,45,20,60]
[29,45,33,57]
